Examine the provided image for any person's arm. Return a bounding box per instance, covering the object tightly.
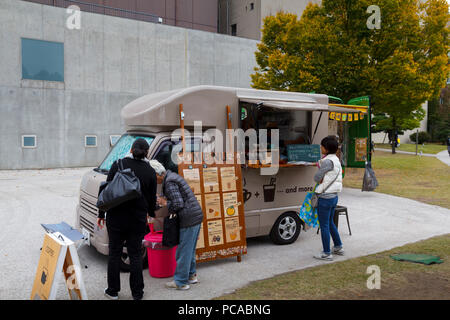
[97,161,118,227]
[164,181,184,213]
[313,159,334,183]
[147,170,158,218]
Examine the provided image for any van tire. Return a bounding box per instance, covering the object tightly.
[120,245,148,273]
[120,224,150,272]
[270,212,302,245]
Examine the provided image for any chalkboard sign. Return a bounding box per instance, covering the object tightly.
[287,144,321,162]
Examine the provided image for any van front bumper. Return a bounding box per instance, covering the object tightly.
[77,196,109,256]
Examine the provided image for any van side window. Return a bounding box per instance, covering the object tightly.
[153,138,202,173]
[154,142,178,173]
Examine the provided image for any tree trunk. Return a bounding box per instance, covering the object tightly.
[391,118,396,154]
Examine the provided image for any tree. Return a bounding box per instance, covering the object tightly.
[251,0,449,154]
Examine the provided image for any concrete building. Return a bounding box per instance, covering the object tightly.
[0,0,258,169]
[23,0,218,32]
[219,0,320,40]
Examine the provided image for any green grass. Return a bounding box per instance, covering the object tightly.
[217,234,450,300]
[344,151,450,209]
[375,143,447,154]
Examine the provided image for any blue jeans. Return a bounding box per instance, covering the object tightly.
[317,196,342,255]
[174,223,201,286]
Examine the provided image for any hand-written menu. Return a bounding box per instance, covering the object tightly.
[196,223,205,249]
[205,193,222,219]
[223,192,240,217]
[207,220,224,246]
[225,217,240,243]
[195,194,204,212]
[203,167,219,193]
[183,168,201,194]
[220,167,237,192]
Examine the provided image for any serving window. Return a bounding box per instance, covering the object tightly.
[239,102,314,166]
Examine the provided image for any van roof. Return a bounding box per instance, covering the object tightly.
[121,85,329,131]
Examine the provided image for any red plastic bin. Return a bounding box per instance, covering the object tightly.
[144,224,177,278]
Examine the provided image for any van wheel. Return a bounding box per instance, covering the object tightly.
[120,225,150,272]
[270,212,302,245]
[120,245,148,273]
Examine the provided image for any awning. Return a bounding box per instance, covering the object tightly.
[329,103,368,113]
[239,98,329,112]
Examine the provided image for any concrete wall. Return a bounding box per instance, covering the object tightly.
[219,0,319,40]
[0,0,258,169]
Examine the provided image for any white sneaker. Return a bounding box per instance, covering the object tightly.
[188,274,199,284]
[104,288,119,300]
[313,252,333,261]
[332,246,345,256]
[165,280,190,290]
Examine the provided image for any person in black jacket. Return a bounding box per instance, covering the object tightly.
[97,138,157,300]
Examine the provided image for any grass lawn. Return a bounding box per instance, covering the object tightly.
[343,151,450,209]
[217,234,450,300]
[216,151,450,300]
[375,143,447,154]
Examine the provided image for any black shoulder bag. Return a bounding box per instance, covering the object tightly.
[96,159,142,211]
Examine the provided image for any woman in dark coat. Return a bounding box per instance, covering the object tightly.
[97,138,157,300]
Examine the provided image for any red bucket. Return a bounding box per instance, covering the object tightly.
[144,224,177,278]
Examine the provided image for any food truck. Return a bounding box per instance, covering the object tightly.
[75,85,369,269]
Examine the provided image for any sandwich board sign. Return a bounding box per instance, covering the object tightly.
[31,232,88,300]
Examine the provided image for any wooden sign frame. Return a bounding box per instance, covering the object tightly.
[177,104,247,263]
[31,232,88,300]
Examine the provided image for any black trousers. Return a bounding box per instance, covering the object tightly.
[106,221,146,298]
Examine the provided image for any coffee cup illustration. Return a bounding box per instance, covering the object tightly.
[41,267,48,285]
[263,178,276,202]
[243,189,252,202]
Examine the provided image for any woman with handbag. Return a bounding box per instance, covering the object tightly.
[148,160,204,291]
[97,138,157,300]
[313,135,344,261]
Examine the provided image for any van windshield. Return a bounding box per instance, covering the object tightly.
[97,134,155,172]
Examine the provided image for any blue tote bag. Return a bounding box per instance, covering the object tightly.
[298,184,319,228]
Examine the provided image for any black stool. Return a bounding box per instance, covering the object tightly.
[316,205,352,235]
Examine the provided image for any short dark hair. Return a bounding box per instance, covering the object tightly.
[131,138,149,159]
[321,135,339,154]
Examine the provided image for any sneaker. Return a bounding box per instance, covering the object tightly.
[188,274,199,284]
[165,281,190,290]
[332,246,345,256]
[104,288,119,300]
[313,252,333,261]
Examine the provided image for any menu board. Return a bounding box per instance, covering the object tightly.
[286,144,321,162]
[178,157,247,263]
[355,138,367,162]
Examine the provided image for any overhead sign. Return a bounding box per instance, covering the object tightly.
[31,232,87,300]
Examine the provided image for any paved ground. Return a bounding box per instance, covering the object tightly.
[0,167,449,300]
[375,148,450,166]
[436,150,450,166]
